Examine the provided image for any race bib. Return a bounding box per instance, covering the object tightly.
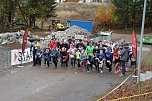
[107,60,110,62]
[37,53,40,55]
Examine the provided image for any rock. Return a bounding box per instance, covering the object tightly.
[140,71,152,81]
[49,25,90,40]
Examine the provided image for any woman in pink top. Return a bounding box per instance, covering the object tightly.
[67,44,76,67]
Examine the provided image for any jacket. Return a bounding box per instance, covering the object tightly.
[120,48,129,62]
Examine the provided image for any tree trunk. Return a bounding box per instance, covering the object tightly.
[29,15,32,28]
[41,18,44,30]
[125,0,129,29]
[148,0,152,27]
[33,15,36,28]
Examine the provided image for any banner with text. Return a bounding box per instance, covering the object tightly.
[11,48,33,66]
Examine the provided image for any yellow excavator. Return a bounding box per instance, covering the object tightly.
[50,19,65,31]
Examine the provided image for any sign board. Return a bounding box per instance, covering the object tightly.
[11,48,33,66]
[75,35,84,40]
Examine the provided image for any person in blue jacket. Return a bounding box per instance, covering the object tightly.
[96,50,105,73]
[51,47,60,68]
[35,46,43,66]
[105,47,113,72]
[43,48,51,67]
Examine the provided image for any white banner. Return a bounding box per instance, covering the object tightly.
[11,48,33,66]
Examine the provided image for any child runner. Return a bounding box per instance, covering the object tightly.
[44,44,51,66]
[51,47,59,68]
[43,48,51,67]
[86,56,92,73]
[80,50,87,70]
[75,49,81,69]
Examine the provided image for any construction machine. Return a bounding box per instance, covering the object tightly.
[51,19,65,31]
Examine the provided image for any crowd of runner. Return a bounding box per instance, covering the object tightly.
[30,37,136,77]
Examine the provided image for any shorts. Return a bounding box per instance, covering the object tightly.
[114,59,120,64]
[98,60,104,64]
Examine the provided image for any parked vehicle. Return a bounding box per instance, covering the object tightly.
[137,36,152,44]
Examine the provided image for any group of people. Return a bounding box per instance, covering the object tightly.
[30,37,135,77]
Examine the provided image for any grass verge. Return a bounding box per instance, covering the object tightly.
[100,53,152,101]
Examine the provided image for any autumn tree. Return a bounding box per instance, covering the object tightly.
[95,3,116,29]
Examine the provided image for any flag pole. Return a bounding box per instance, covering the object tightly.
[18,27,28,67]
[137,0,147,83]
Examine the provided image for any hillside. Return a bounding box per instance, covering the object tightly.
[56,2,100,23]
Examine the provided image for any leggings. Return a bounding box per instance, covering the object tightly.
[36,58,41,65]
[87,64,92,71]
[53,57,58,68]
[77,59,80,68]
[106,61,112,72]
[71,58,76,66]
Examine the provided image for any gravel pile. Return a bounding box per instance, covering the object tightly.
[65,25,90,35]
[48,25,90,40]
[0,26,90,50]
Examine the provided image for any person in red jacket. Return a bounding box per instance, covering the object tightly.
[50,40,57,50]
[113,47,120,73]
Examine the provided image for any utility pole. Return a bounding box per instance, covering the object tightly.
[137,0,147,83]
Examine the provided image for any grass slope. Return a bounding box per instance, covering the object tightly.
[102,52,152,101]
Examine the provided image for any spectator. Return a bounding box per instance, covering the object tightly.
[119,44,129,76]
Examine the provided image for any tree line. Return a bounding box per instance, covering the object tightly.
[95,0,152,30]
[0,0,56,33]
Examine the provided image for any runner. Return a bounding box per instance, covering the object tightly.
[80,50,87,70]
[30,39,41,66]
[43,48,51,67]
[105,47,113,72]
[96,50,105,73]
[35,46,43,66]
[67,44,76,67]
[51,47,60,69]
[60,47,68,68]
[75,49,81,69]
[113,47,120,73]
